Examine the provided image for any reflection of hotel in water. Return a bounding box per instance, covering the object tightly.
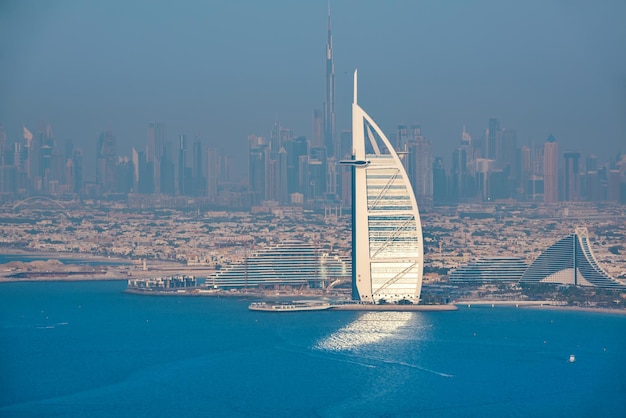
[208,240,350,289]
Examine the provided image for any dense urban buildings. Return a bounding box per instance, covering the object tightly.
[0,5,624,210]
[2,116,624,209]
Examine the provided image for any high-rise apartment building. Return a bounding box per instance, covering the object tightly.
[312,110,323,149]
[192,139,204,196]
[519,145,531,197]
[500,128,517,182]
[177,135,191,195]
[324,4,335,159]
[432,157,447,204]
[248,135,267,205]
[159,141,175,195]
[96,131,117,193]
[487,118,500,161]
[339,130,352,160]
[0,126,6,166]
[608,170,621,202]
[407,135,433,201]
[206,147,218,200]
[147,122,166,193]
[451,147,468,200]
[71,148,83,194]
[308,146,327,199]
[277,147,288,204]
[543,135,558,203]
[396,125,432,202]
[563,151,581,202]
[586,170,602,202]
[285,136,308,196]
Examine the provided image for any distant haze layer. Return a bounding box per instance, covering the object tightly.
[1,0,625,174]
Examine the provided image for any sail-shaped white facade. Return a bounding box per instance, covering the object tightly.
[344,70,424,304]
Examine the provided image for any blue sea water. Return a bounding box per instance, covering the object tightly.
[1,280,625,418]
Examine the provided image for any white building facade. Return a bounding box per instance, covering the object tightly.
[344,71,424,304]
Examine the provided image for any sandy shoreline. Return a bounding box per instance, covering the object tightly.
[2,250,625,315]
[522,304,626,315]
[330,304,458,311]
[0,249,132,264]
[0,250,200,282]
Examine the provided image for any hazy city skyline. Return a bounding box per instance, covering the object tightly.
[2,0,625,175]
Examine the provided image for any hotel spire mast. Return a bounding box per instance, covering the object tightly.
[324,1,336,158]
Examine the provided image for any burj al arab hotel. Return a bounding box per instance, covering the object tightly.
[342,70,424,304]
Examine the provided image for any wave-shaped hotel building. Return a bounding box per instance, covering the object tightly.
[520,227,625,290]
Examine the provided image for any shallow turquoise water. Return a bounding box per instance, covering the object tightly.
[1,281,624,417]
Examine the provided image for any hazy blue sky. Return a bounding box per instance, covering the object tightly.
[1,0,625,176]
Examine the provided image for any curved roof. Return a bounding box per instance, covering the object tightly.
[350,70,423,304]
[521,228,624,290]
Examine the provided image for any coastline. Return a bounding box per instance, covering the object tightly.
[0,250,207,283]
[523,304,626,316]
[0,248,132,264]
[2,250,625,315]
[329,303,458,312]
[1,275,129,283]
[454,300,626,315]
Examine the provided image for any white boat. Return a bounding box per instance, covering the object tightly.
[249,301,331,312]
[568,354,576,363]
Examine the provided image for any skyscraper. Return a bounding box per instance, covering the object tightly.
[177,135,187,195]
[131,148,141,193]
[285,136,308,196]
[339,129,352,160]
[147,122,166,194]
[344,70,423,304]
[192,139,204,196]
[96,131,117,193]
[160,140,175,195]
[432,157,446,204]
[500,128,517,186]
[324,3,335,159]
[0,126,6,166]
[308,146,327,199]
[71,148,83,194]
[277,147,288,204]
[312,110,323,149]
[248,135,267,206]
[412,142,433,200]
[206,147,218,200]
[543,135,558,203]
[519,145,531,197]
[563,151,581,202]
[451,147,468,200]
[487,118,500,161]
